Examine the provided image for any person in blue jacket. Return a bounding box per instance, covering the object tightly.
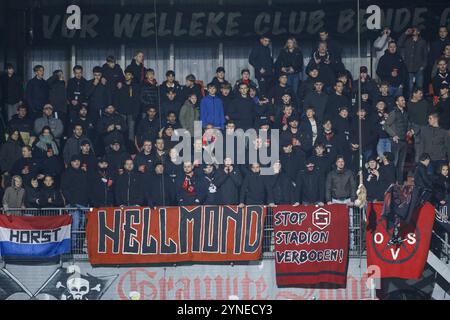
[200,83,225,129]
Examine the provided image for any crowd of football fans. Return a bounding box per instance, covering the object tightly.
[0,27,449,222]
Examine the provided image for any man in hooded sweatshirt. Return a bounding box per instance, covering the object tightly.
[200,83,225,129]
[295,159,325,205]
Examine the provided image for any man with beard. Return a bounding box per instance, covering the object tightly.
[175,161,207,205]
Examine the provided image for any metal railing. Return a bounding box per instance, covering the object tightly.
[0,206,368,262]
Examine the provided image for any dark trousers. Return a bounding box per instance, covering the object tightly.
[391,139,408,183]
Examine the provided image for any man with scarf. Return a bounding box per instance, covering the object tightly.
[175,161,207,205]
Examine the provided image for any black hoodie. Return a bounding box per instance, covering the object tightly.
[61,167,89,205]
[376,49,407,87]
[296,167,325,204]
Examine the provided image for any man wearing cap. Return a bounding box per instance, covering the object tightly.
[249,35,274,97]
[436,83,450,130]
[96,104,128,147]
[33,103,64,143]
[63,124,93,166]
[211,67,230,92]
[113,67,141,141]
[61,154,89,252]
[295,159,325,205]
[85,66,112,116]
[105,139,130,174]
[114,158,145,206]
[88,158,115,207]
[352,66,378,100]
[200,83,225,129]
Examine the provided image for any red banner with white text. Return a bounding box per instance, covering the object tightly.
[366,202,435,279]
[273,204,349,288]
[87,205,266,265]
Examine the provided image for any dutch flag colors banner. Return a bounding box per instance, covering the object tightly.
[0,215,72,258]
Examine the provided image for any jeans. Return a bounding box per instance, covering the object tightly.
[408,70,424,95]
[331,198,355,250]
[377,138,392,159]
[121,114,136,141]
[391,139,408,183]
[287,73,300,96]
[69,204,89,253]
[363,149,375,163]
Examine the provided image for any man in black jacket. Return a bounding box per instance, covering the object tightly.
[114,158,145,206]
[113,68,141,140]
[67,65,88,120]
[216,157,242,205]
[145,163,174,207]
[229,83,256,131]
[376,41,408,97]
[126,51,146,84]
[88,158,115,208]
[101,55,124,91]
[135,106,160,151]
[96,104,128,148]
[140,68,160,109]
[175,161,207,205]
[105,140,130,174]
[7,105,34,145]
[414,153,433,196]
[295,160,325,205]
[1,63,23,121]
[249,35,274,97]
[85,66,112,116]
[239,163,274,206]
[134,139,154,175]
[47,70,67,123]
[61,155,89,252]
[160,70,182,98]
[266,161,295,205]
[25,65,49,119]
[325,81,352,120]
[37,175,64,208]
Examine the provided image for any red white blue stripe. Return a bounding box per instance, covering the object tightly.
[0,215,72,257]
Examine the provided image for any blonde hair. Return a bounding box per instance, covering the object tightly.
[284,37,299,50]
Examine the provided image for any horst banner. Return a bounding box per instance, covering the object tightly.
[86,205,266,265]
[273,205,349,288]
